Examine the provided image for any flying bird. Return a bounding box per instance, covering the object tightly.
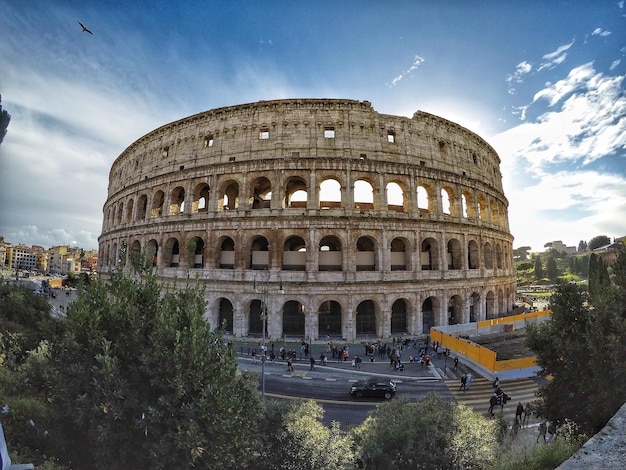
[78,21,93,35]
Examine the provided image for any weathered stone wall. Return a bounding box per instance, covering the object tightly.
[98,99,516,340]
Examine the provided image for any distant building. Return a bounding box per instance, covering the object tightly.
[543,240,577,255]
[7,244,37,271]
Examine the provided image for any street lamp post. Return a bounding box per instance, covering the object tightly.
[255,272,283,400]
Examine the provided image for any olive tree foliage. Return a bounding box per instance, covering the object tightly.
[526,248,626,434]
[49,269,263,470]
[350,394,499,470]
[587,235,611,250]
[255,400,354,470]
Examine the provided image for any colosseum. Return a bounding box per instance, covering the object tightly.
[98,98,516,341]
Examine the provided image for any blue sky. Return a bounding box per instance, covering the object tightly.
[0,1,624,253]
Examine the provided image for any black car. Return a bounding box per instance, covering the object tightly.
[350,378,397,399]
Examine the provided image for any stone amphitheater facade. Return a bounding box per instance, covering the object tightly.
[98,98,516,341]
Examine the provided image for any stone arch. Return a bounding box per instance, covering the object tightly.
[421,237,440,270]
[462,190,475,219]
[192,183,210,213]
[391,298,408,334]
[468,239,479,269]
[486,290,496,319]
[356,235,377,271]
[218,298,234,334]
[137,194,148,220]
[390,237,409,271]
[496,243,503,269]
[319,178,342,209]
[188,236,205,268]
[219,179,239,211]
[146,239,158,267]
[250,235,269,270]
[386,181,405,212]
[355,300,377,337]
[164,237,180,267]
[477,194,488,222]
[116,202,124,225]
[217,236,235,269]
[250,176,272,209]
[422,296,440,333]
[319,235,343,271]
[417,184,432,212]
[283,300,305,337]
[448,294,463,325]
[354,178,374,210]
[318,300,342,338]
[125,198,134,223]
[151,190,165,218]
[284,176,308,208]
[248,299,266,337]
[484,242,494,269]
[169,186,185,215]
[447,238,463,270]
[282,235,306,271]
[469,291,480,322]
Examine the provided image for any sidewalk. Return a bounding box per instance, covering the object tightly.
[232,338,477,382]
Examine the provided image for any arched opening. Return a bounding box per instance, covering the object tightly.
[165,238,180,267]
[484,242,494,269]
[355,300,377,337]
[249,299,266,337]
[318,300,342,338]
[447,238,463,270]
[448,295,462,325]
[390,238,407,271]
[386,181,404,212]
[192,183,210,213]
[356,236,376,271]
[441,188,452,215]
[282,236,306,271]
[137,194,148,220]
[319,236,342,271]
[422,297,438,333]
[421,238,439,270]
[470,292,480,322]
[146,239,158,267]
[125,199,134,223]
[220,181,239,210]
[283,300,305,337]
[219,237,235,269]
[417,185,430,212]
[319,178,342,209]
[284,177,308,208]
[218,298,234,334]
[496,244,503,269]
[189,237,205,268]
[354,179,374,210]
[151,190,165,218]
[486,290,496,319]
[468,240,479,269]
[250,176,272,209]
[169,186,185,215]
[391,299,408,334]
[250,236,269,270]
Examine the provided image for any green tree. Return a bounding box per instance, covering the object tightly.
[0,94,10,145]
[588,235,610,250]
[351,394,499,469]
[588,253,610,299]
[533,256,543,280]
[513,246,531,261]
[49,270,263,469]
[526,255,626,434]
[255,400,353,470]
[578,240,588,252]
[546,255,559,280]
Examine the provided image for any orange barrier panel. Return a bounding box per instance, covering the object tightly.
[431,328,496,370]
[494,356,537,371]
[476,310,551,329]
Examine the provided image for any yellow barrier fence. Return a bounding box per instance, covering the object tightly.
[432,310,551,373]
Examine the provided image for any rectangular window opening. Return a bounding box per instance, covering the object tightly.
[324,127,335,138]
[204,136,214,147]
[259,129,270,140]
[387,131,396,143]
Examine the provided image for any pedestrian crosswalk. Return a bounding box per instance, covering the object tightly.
[444,376,541,424]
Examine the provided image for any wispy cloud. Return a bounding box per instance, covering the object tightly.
[591,27,611,37]
[388,55,425,87]
[537,39,574,72]
[506,61,533,94]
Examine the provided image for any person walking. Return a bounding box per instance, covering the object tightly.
[465,372,473,390]
[310,356,316,370]
[515,402,524,426]
[453,356,459,370]
[459,373,467,392]
[287,358,294,372]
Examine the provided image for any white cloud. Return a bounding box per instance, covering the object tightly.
[591,27,611,37]
[610,59,621,71]
[506,61,533,94]
[389,55,425,87]
[537,39,574,72]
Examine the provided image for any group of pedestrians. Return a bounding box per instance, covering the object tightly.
[458,372,473,392]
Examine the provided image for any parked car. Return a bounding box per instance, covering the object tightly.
[350,378,396,399]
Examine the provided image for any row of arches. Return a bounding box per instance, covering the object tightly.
[208,289,512,340]
[103,174,509,232]
[100,232,513,272]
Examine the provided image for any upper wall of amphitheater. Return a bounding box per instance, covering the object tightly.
[107,99,505,196]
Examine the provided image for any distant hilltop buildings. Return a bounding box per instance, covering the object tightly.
[0,235,98,275]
